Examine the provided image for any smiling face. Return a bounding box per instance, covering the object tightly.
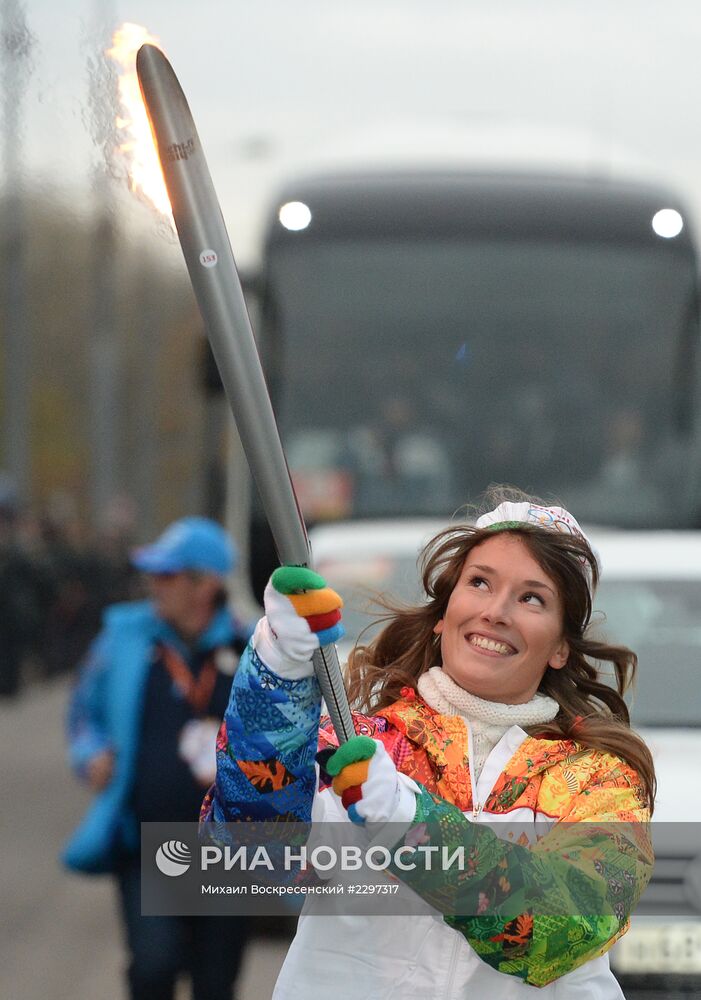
[433,533,569,704]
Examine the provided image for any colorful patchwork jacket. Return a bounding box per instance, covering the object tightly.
[204,644,653,996]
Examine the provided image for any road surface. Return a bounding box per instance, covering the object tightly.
[0,677,291,1000]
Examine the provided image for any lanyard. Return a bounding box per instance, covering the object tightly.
[158,642,218,716]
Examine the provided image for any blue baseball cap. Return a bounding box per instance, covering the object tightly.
[131,517,236,576]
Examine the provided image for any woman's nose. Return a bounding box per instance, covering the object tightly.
[480,591,511,624]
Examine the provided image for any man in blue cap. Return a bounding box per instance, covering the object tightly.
[63,517,252,1000]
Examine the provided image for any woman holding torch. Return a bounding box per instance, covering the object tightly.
[133,40,651,999]
[133,41,652,998]
[203,489,654,999]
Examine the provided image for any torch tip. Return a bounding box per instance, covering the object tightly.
[136,41,166,75]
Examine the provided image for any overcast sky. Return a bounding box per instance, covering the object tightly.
[6,1,701,265]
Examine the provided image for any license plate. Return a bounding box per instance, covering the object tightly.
[611,922,701,974]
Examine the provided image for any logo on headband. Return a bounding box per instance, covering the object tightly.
[527,505,587,542]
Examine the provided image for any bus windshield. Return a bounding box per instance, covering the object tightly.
[264,237,699,528]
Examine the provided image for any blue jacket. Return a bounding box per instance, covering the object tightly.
[62,599,251,874]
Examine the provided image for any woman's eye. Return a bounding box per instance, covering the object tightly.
[523,592,545,606]
[468,576,488,588]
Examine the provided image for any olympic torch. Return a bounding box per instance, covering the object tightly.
[136,43,355,743]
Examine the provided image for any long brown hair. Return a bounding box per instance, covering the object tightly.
[347,496,656,810]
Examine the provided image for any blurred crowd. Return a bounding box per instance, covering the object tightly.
[0,473,143,699]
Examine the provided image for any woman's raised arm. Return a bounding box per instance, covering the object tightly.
[201,568,343,823]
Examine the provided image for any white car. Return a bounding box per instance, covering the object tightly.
[310,519,701,996]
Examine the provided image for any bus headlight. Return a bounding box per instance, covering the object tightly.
[279,201,312,231]
[652,208,683,238]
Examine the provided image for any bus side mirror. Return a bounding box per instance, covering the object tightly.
[239,268,263,304]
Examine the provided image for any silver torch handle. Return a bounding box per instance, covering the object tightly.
[136,43,355,743]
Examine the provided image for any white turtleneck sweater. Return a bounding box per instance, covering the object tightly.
[417,667,559,781]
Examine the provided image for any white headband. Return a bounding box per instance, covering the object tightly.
[475,501,594,592]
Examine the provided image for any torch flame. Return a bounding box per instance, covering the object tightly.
[107,23,173,221]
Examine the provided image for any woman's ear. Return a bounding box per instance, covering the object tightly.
[548,640,569,671]
[433,619,444,635]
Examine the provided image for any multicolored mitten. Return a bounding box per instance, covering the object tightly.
[325,735,418,825]
[253,566,344,679]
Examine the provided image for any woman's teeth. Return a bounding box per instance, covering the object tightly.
[468,635,513,655]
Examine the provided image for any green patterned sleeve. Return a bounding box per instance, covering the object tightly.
[390,783,653,987]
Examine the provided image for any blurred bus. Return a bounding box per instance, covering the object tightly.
[221,168,701,598]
